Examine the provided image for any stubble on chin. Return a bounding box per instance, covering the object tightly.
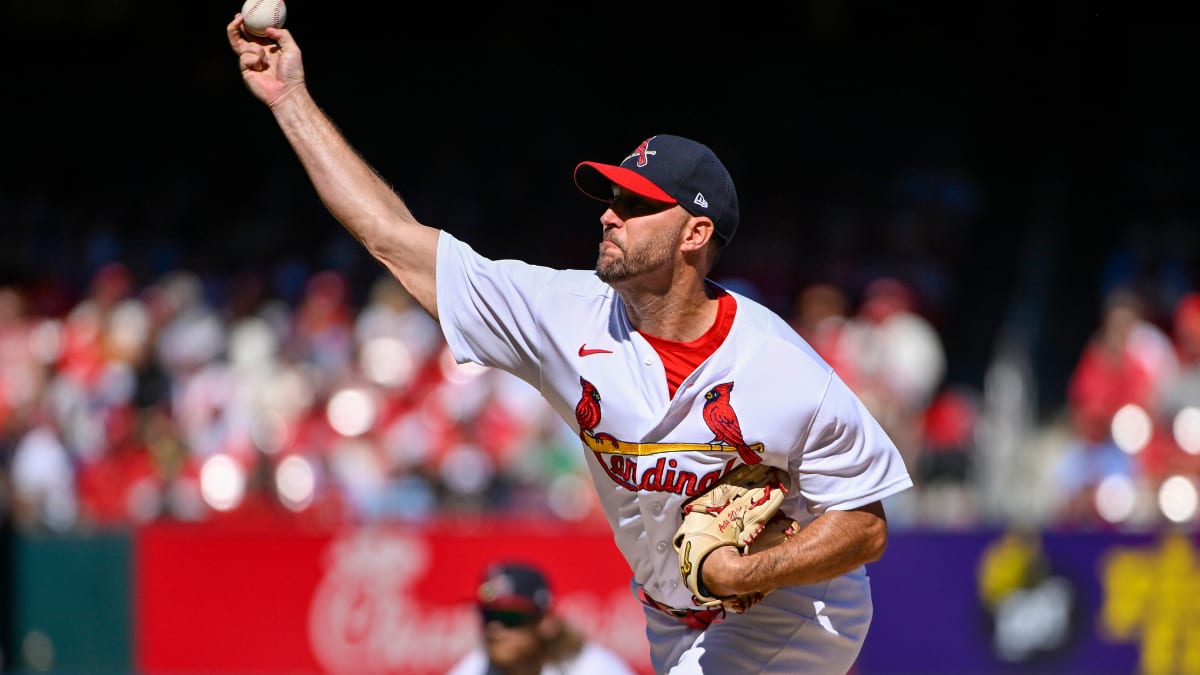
[595,242,628,283]
[596,257,630,283]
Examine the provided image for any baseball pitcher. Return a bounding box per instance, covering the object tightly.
[228,15,914,674]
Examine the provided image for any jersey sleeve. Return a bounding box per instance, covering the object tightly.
[435,231,555,385]
[795,371,914,513]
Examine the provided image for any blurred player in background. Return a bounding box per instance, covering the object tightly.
[447,561,637,675]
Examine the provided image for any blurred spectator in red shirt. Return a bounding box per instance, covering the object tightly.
[915,385,980,528]
[1150,292,1200,477]
[839,277,947,473]
[77,404,161,527]
[788,282,860,389]
[1053,288,1176,528]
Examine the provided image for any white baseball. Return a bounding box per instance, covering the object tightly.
[241,0,287,37]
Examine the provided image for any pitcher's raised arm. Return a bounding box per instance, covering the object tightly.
[225,15,441,319]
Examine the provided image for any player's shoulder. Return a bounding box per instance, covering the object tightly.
[725,288,836,371]
[724,288,804,341]
[443,647,487,675]
[439,231,609,295]
[568,642,638,674]
[552,268,614,297]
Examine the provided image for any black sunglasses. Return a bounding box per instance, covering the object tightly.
[481,607,541,628]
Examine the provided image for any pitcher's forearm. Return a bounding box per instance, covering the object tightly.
[703,502,889,597]
[268,85,440,317]
[270,86,412,242]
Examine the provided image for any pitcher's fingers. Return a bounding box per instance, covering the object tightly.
[227,14,248,47]
[260,26,297,53]
[239,49,267,72]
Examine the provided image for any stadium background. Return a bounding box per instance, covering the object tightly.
[2,2,1200,673]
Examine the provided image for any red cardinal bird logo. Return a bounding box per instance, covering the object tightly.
[575,377,602,432]
[575,377,618,447]
[702,382,761,464]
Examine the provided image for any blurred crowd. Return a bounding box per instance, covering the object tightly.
[2,250,1200,534]
[0,264,597,532]
[3,151,1200,536]
[0,255,937,532]
[1046,287,1200,529]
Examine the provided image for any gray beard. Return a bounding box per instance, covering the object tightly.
[595,233,676,284]
[596,255,633,283]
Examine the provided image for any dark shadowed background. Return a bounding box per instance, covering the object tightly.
[3,1,1199,417]
[4,4,1200,673]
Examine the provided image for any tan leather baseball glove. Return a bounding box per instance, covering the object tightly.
[672,463,800,614]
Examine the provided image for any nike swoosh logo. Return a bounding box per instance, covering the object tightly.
[578,344,613,357]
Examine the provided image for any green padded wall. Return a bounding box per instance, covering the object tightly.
[7,532,131,674]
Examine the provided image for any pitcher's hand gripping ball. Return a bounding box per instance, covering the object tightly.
[241,0,287,37]
[672,463,800,613]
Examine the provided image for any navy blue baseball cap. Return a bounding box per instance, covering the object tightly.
[475,562,554,613]
[574,134,740,244]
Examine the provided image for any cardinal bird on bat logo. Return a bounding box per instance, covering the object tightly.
[575,376,618,447]
[702,382,762,465]
[575,377,764,492]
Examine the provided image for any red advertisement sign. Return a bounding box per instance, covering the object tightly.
[135,518,653,674]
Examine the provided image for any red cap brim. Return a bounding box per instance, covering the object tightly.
[574,161,676,204]
[479,596,543,612]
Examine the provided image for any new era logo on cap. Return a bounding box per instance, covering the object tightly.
[574,134,740,244]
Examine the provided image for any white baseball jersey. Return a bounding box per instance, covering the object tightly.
[436,232,914,672]
[447,641,637,675]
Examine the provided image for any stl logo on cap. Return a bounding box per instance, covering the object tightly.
[626,138,657,168]
[574,133,740,244]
